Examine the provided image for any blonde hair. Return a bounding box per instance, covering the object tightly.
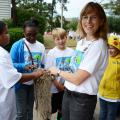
[77,2,108,41]
[52,28,67,39]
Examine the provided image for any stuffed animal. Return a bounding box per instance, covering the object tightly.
[34,69,55,120]
[108,33,120,50]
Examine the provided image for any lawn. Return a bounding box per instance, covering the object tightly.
[44,35,77,49]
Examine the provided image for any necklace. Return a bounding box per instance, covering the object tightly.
[82,38,95,52]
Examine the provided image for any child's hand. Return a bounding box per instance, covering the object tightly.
[25,65,37,71]
[53,80,65,91]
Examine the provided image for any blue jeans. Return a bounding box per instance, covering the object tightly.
[62,89,97,120]
[15,84,34,120]
[99,98,120,120]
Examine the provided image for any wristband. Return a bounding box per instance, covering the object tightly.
[57,69,61,77]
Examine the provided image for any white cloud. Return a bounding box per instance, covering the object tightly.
[62,0,92,18]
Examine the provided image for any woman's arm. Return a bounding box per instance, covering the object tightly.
[49,67,91,85]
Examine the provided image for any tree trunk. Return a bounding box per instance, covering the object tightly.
[11,0,17,26]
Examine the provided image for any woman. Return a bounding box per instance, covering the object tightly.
[49,2,108,120]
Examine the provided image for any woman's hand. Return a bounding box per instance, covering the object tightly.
[49,67,58,76]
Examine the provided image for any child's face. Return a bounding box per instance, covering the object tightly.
[108,45,120,57]
[0,25,10,47]
[54,36,67,50]
[81,11,101,38]
[24,26,38,43]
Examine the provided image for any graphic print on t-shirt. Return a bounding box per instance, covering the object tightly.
[24,51,42,71]
[70,50,84,72]
[56,57,72,71]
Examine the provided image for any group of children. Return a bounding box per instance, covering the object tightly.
[0,1,120,120]
[0,20,44,120]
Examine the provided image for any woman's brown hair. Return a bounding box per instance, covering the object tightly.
[77,2,108,41]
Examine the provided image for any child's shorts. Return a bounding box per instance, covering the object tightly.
[51,91,64,113]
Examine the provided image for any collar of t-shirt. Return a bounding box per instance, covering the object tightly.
[24,38,37,46]
[76,38,94,52]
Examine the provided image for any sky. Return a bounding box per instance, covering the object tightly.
[44,0,108,18]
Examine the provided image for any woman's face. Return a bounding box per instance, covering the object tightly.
[81,11,101,39]
[109,45,120,57]
[24,26,38,43]
[0,25,10,47]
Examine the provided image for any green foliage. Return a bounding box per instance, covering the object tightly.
[58,0,69,11]
[52,15,69,30]
[66,18,78,31]
[16,2,55,33]
[3,19,14,28]
[37,33,44,44]
[53,16,61,28]
[11,0,69,33]
[5,28,44,51]
[108,16,120,33]
[16,7,46,35]
[102,0,120,15]
[5,28,23,51]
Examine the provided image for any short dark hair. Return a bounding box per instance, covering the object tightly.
[23,18,39,30]
[0,21,6,35]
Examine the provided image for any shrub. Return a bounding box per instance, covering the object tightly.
[3,19,14,28]
[66,18,78,31]
[108,16,120,33]
[37,33,44,44]
[5,28,23,51]
[5,28,44,51]
[16,8,46,35]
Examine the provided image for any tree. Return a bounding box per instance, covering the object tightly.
[11,0,17,25]
[53,15,61,28]
[102,0,120,15]
[47,0,57,30]
[58,0,68,11]
[67,18,78,31]
[107,16,120,33]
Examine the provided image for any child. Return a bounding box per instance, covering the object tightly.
[49,2,108,120]
[0,21,44,120]
[45,28,74,120]
[10,18,45,120]
[98,34,120,120]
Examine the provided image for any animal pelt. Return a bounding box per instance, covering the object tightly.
[34,70,55,120]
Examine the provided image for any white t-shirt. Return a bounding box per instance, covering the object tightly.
[0,47,22,120]
[45,47,75,93]
[65,38,108,95]
[23,39,46,85]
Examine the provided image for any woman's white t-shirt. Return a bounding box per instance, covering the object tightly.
[0,47,22,120]
[65,38,108,95]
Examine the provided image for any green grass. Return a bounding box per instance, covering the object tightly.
[44,35,77,49]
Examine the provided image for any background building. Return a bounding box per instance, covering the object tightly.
[0,0,11,20]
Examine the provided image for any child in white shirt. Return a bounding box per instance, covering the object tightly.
[46,28,74,120]
[0,21,44,120]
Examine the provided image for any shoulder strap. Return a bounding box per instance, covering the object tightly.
[24,42,34,65]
